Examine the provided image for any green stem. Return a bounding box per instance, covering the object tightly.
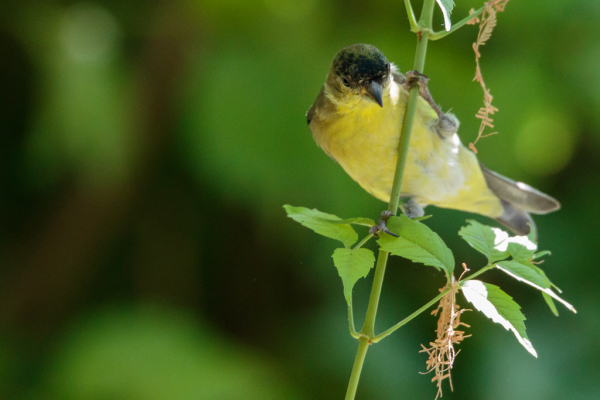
[348,234,374,338]
[353,234,374,250]
[372,288,451,343]
[345,337,370,400]
[344,1,437,399]
[416,0,436,36]
[348,296,359,338]
[462,264,495,282]
[404,0,419,32]
[430,6,485,40]
[388,8,432,213]
[361,250,390,337]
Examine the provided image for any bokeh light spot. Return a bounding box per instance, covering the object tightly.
[514,112,577,176]
[59,2,120,63]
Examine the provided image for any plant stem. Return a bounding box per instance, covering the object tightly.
[430,6,485,40]
[462,264,495,282]
[344,0,437,398]
[348,297,359,338]
[349,233,374,338]
[345,337,370,400]
[387,7,432,212]
[372,288,451,343]
[404,0,419,32]
[353,234,374,250]
[361,250,390,336]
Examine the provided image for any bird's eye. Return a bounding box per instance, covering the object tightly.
[342,77,350,87]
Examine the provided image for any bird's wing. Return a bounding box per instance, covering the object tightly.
[391,67,406,87]
[306,86,325,125]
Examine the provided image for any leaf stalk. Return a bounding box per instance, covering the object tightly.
[430,6,485,40]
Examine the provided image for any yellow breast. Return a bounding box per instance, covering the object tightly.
[311,80,503,218]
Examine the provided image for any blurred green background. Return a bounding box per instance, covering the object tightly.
[1,0,598,398]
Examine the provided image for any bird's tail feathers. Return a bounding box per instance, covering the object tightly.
[480,163,560,214]
[480,164,560,214]
[480,163,560,238]
[495,200,536,237]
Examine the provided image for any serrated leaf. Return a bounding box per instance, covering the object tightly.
[438,0,454,12]
[332,248,375,304]
[533,250,551,260]
[542,292,559,316]
[495,232,537,252]
[377,215,454,277]
[507,242,536,262]
[461,280,537,357]
[458,220,510,264]
[317,217,375,227]
[436,0,454,31]
[284,205,358,248]
[495,261,576,313]
[413,215,433,222]
[530,263,562,294]
[496,260,546,287]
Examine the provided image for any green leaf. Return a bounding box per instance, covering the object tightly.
[531,264,557,288]
[437,0,454,13]
[436,0,454,31]
[332,248,376,304]
[507,242,536,262]
[458,220,510,264]
[496,261,547,287]
[317,217,375,227]
[377,215,454,277]
[533,250,551,260]
[542,292,559,317]
[284,205,358,248]
[413,215,433,222]
[495,261,576,313]
[461,280,537,357]
[528,262,562,295]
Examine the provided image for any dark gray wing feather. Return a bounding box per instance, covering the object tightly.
[496,200,537,237]
[480,163,560,214]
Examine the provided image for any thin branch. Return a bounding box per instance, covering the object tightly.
[404,0,420,32]
[372,288,451,343]
[353,234,374,250]
[348,296,359,338]
[430,6,485,40]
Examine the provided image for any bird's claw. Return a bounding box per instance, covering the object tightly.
[369,210,399,237]
[400,197,425,219]
[403,71,459,139]
[404,70,430,91]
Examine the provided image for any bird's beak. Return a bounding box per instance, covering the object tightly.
[365,80,383,107]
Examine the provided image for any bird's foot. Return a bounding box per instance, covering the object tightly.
[403,71,459,139]
[400,197,425,219]
[435,112,459,139]
[369,210,399,237]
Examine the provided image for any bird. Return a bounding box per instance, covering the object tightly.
[307,44,560,236]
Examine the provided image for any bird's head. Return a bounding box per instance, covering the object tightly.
[327,44,392,108]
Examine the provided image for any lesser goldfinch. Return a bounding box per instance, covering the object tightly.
[307,44,559,235]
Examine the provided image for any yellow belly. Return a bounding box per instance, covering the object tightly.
[315,83,503,218]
